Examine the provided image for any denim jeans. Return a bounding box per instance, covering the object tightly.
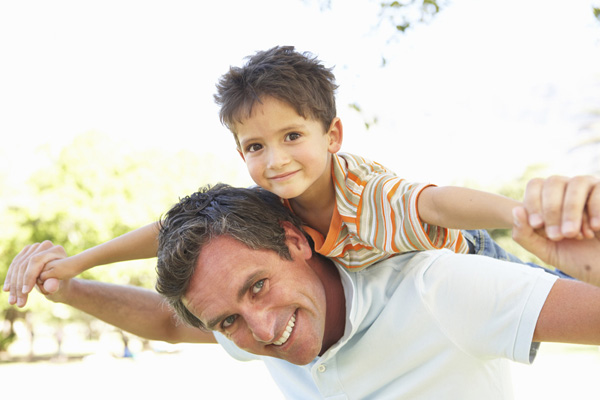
[462,229,572,279]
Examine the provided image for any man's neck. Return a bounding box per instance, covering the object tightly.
[310,254,346,355]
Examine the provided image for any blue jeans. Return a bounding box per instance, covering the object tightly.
[462,229,572,279]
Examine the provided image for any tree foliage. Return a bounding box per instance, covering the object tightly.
[0,132,245,331]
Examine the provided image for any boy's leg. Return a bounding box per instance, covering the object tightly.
[461,229,572,279]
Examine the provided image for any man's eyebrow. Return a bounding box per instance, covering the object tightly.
[204,270,266,331]
[237,270,265,301]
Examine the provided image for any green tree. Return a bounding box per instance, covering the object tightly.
[0,131,247,351]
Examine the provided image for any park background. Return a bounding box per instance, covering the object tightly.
[1,0,600,398]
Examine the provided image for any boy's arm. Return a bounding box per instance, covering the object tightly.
[417,186,519,230]
[4,222,160,307]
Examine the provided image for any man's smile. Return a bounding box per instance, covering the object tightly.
[273,312,296,346]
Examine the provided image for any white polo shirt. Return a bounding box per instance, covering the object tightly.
[215,250,557,399]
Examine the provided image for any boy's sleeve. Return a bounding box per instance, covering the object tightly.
[354,167,468,254]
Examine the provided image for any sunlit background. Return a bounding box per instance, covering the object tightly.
[1,0,600,399]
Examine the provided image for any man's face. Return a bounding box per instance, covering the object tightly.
[235,96,342,201]
[183,229,329,365]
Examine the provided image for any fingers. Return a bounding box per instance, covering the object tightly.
[6,242,52,306]
[4,241,65,308]
[523,178,545,229]
[23,244,66,294]
[559,176,599,238]
[524,175,600,241]
[588,182,600,231]
[511,205,550,263]
[37,278,60,295]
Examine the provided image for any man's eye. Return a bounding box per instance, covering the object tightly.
[285,132,301,141]
[246,143,262,152]
[252,279,265,295]
[222,315,237,329]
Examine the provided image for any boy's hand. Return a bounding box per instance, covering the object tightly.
[3,241,65,307]
[523,175,600,241]
[513,206,600,286]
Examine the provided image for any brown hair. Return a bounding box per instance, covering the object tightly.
[155,183,309,330]
[214,46,338,146]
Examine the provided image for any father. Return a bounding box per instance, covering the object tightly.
[22,178,600,399]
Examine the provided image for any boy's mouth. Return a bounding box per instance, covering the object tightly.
[269,170,298,181]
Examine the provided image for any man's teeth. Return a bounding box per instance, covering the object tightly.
[273,314,296,346]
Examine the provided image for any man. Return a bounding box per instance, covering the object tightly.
[17,177,600,399]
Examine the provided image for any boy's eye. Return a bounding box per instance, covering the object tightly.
[222,315,238,329]
[252,279,265,295]
[246,143,263,153]
[285,132,301,141]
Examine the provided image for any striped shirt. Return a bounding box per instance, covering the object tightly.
[286,152,468,271]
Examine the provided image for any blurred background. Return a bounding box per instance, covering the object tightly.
[1,0,600,398]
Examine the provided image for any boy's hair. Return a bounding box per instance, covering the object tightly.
[214,45,339,146]
[155,183,310,330]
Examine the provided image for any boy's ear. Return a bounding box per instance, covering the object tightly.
[237,148,246,162]
[326,117,343,154]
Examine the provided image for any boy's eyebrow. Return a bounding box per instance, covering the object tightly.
[204,270,266,330]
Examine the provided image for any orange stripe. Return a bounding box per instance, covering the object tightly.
[387,179,402,253]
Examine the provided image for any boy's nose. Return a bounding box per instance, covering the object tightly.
[267,147,290,169]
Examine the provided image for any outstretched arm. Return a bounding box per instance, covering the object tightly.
[11,241,214,343]
[417,177,600,237]
[4,222,160,307]
[417,186,519,230]
[44,278,215,344]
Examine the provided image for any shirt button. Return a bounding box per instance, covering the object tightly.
[317,364,327,373]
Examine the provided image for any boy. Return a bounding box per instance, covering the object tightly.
[5,46,590,306]
[213,46,591,270]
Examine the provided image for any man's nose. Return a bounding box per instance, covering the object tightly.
[246,310,277,343]
[267,146,290,170]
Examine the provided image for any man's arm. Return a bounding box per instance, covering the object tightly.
[533,278,600,344]
[45,278,216,344]
[4,222,160,307]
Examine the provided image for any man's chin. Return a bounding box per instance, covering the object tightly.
[275,346,321,366]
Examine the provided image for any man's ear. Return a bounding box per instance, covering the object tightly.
[281,221,312,260]
[326,117,343,154]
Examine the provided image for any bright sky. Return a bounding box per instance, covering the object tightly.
[1,0,599,189]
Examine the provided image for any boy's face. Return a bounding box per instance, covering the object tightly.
[235,96,342,201]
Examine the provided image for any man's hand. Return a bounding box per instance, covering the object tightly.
[523,175,600,240]
[3,241,64,307]
[513,206,600,286]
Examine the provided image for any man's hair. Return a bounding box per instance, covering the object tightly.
[214,45,339,145]
[155,183,308,330]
